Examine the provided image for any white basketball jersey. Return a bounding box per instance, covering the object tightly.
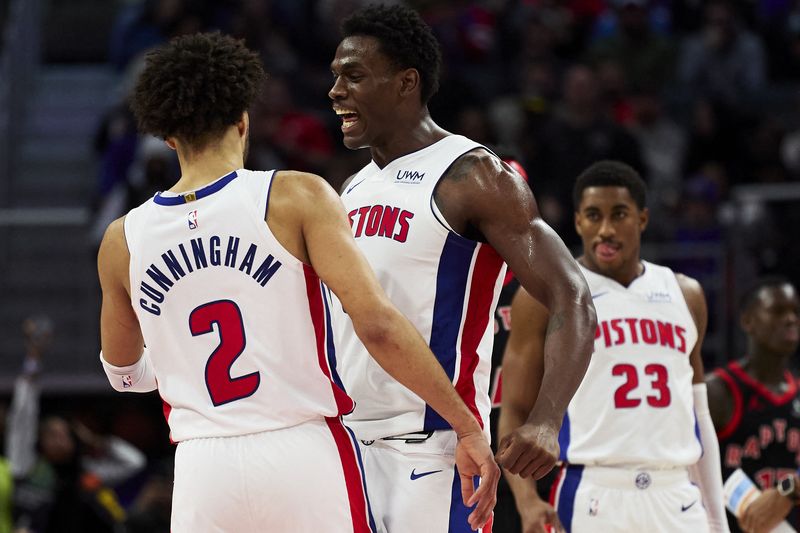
[560,261,702,468]
[333,135,506,441]
[124,169,354,442]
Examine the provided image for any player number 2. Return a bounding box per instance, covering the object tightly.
[612,363,671,408]
[189,300,260,406]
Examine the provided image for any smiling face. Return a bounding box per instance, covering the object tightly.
[329,35,406,151]
[743,284,800,359]
[575,186,648,285]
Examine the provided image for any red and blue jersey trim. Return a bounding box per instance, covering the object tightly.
[424,233,504,430]
[304,265,355,416]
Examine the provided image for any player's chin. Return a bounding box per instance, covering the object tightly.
[342,133,367,150]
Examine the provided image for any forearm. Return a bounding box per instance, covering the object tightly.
[528,297,595,427]
[688,383,729,532]
[354,305,482,437]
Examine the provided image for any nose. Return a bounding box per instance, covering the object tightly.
[597,216,615,238]
[329,76,345,101]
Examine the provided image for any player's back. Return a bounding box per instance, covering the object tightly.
[124,169,353,442]
[561,261,701,468]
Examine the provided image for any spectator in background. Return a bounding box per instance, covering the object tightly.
[707,277,800,532]
[678,0,767,109]
[8,317,143,532]
[628,83,687,224]
[528,63,644,245]
[588,0,677,92]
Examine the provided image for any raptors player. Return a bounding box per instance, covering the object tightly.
[328,5,595,532]
[97,32,498,532]
[707,277,800,532]
[500,161,729,532]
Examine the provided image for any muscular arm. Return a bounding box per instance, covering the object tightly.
[498,288,563,531]
[436,151,596,475]
[284,172,499,527]
[706,373,734,434]
[98,218,145,366]
[679,274,729,532]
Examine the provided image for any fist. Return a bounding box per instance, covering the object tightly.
[496,422,559,479]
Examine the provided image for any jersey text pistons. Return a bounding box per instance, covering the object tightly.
[347,205,414,242]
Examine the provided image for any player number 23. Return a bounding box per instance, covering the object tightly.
[189,300,260,406]
[612,363,671,408]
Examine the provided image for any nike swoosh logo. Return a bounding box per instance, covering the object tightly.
[681,501,697,512]
[345,178,367,194]
[410,469,442,480]
[592,291,609,299]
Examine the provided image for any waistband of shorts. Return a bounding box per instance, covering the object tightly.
[361,429,458,454]
[569,464,690,490]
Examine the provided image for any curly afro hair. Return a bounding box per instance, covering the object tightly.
[342,4,441,105]
[130,32,265,150]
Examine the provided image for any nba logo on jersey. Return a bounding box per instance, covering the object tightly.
[188,210,198,230]
[122,375,132,389]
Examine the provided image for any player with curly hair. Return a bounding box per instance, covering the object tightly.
[97,31,498,532]
[328,4,596,532]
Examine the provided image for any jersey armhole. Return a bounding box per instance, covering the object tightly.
[262,170,278,221]
[714,368,743,440]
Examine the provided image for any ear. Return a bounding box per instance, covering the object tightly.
[398,68,420,98]
[238,111,249,138]
[574,211,583,237]
[164,138,177,151]
[639,207,649,232]
[740,310,753,334]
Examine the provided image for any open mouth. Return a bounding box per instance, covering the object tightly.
[595,241,621,262]
[334,109,360,133]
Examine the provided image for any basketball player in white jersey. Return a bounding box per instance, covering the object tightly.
[96,32,499,532]
[328,5,596,532]
[499,160,729,532]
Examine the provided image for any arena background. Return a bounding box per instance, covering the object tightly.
[0,0,799,515]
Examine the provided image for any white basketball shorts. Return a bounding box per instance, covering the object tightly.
[357,429,492,533]
[551,464,709,533]
[171,417,377,532]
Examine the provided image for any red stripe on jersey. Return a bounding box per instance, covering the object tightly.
[483,512,494,533]
[457,244,504,428]
[714,368,743,440]
[729,361,798,405]
[160,396,175,444]
[549,464,566,507]
[325,417,373,533]
[304,265,355,415]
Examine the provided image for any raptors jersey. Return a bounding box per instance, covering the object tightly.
[124,169,353,442]
[715,361,800,532]
[334,135,506,441]
[559,261,701,468]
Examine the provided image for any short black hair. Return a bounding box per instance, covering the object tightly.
[342,4,441,104]
[130,32,265,151]
[573,160,647,210]
[739,275,794,314]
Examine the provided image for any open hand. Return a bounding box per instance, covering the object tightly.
[454,432,500,530]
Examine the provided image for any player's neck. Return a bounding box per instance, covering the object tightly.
[743,351,791,385]
[171,147,244,193]
[369,112,448,168]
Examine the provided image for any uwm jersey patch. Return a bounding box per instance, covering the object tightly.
[125,170,353,442]
[559,262,702,468]
[332,135,507,441]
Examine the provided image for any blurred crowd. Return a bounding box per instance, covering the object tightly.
[92,0,800,279]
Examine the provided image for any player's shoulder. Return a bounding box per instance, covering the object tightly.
[272,170,338,201]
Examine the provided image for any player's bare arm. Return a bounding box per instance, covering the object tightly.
[498,287,565,532]
[678,272,730,532]
[98,217,144,366]
[435,149,596,478]
[676,273,709,384]
[271,170,499,529]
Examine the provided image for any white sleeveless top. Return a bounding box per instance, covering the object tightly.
[333,135,506,440]
[560,261,702,468]
[124,169,353,442]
